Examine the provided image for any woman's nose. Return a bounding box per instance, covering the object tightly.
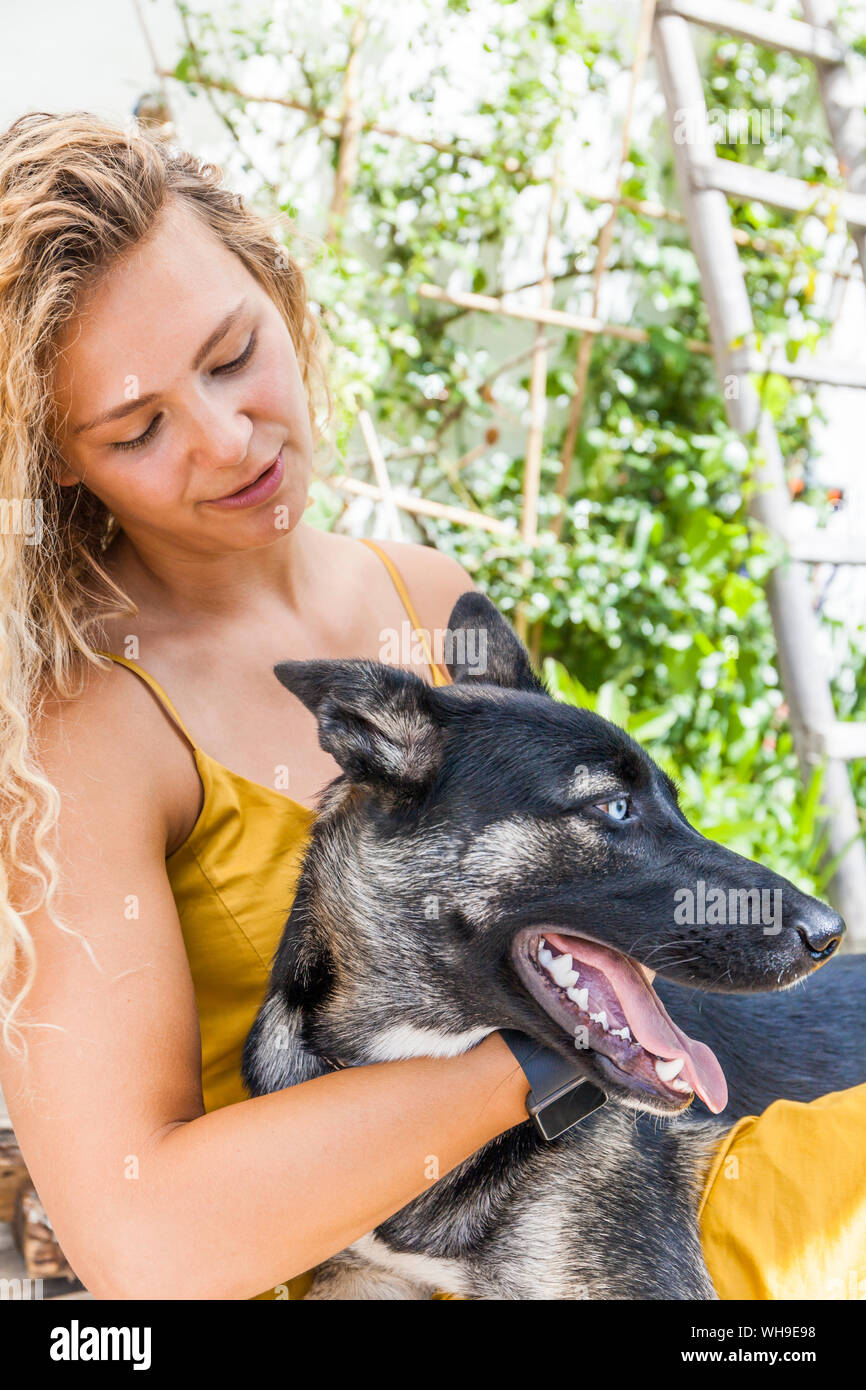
[187,397,254,477]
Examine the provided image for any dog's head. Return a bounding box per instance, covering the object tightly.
[264,591,843,1119]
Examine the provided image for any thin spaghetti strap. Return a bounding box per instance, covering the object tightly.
[359,538,452,685]
[93,650,200,750]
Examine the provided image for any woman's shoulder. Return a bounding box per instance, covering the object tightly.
[367,535,475,583]
[353,535,477,625]
[33,653,199,856]
[36,649,168,747]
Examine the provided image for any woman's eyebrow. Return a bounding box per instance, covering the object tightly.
[72,298,248,435]
[191,298,247,371]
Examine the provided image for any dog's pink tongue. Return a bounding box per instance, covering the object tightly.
[545,932,728,1114]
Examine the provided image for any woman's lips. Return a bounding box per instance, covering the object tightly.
[204,449,284,509]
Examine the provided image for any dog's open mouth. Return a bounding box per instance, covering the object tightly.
[512,930,728,1115]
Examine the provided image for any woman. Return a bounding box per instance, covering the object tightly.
[0,110,532,1300]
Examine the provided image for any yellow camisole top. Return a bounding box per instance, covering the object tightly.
[94,537,452,1300]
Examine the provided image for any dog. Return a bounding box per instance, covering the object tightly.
[242,591,866,1299]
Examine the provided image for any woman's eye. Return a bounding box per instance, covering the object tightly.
[107,331,257,452]
[598,797,631,822]
[213,331,256,376]
[111,415,162,452]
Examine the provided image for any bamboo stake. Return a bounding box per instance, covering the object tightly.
[357,409,406,540]
[553,0,658,531]
[324,474,514,535]
[522,156,560,548]
[515,157,560,641]
[417,282,713,356]
[344,443,438,470]
[327,1,368,244]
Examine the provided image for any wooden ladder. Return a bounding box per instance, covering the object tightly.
[652,0,866,941]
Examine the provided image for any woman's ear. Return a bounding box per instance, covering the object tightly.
[47,442,81,488]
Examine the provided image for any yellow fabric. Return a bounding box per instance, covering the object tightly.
[699,1081,866,1300]
[364,538,451,685]
[94,537,452,1301]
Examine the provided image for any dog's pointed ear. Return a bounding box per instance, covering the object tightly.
[445,590,550,696]
[273,658,443,795]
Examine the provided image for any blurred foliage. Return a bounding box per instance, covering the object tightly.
[167,0,866,894]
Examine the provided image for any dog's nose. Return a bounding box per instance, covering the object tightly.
[794,903,845,961]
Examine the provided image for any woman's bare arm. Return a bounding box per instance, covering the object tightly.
[1,667,529,1300]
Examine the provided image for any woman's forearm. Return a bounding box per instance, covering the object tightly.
[100,1033,530,1299]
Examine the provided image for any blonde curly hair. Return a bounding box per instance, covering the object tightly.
[0,109,333,1057]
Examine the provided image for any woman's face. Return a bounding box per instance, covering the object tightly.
[52,198,314,558]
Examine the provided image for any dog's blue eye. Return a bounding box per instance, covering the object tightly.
[599,797,630,821]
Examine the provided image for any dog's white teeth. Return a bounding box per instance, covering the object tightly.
[589,1010,609,1032]
[654,1056,685,1082]
[669,1078,693,1094]
[547,954,578,988]
[611,1026,632,1041]
[567,986,589,1010]
[539,946,579,989]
